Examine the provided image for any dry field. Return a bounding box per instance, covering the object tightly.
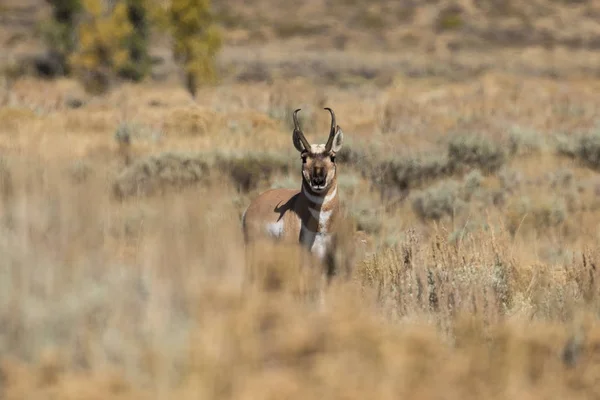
[2,70,600,399]
[3,0,600,398]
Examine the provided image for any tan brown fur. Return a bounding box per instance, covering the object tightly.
[242,108,345,265]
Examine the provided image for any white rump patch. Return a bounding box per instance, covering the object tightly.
[265,220,284,238]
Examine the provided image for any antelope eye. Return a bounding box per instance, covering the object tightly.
[301,154,307,163]
[330,155,336,162]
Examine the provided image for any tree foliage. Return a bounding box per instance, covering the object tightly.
[120,0,152,81]
[42,0,221,96]
[155,0,222,97]
[40,0,83,76]
[68,0,134,93]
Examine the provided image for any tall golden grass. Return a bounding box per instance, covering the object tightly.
[2,73,600,399]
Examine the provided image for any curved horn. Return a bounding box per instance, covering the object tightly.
[293,108,311,151]
[324,107,337,152]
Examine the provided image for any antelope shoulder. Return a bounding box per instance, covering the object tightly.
[242,188,300,242]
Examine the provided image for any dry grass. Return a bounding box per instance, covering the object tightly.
[3,69,600,399]
[4,0,600,397]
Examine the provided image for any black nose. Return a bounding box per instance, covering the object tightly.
[312,176,325,186]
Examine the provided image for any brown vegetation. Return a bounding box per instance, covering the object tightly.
[2,70,600,398]
[3,0,600,398]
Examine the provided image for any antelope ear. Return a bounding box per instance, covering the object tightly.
[330,126,344,153]
[293,131,307,153]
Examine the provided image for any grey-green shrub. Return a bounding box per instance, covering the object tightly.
[576,131,600,171]
[447,134,506,174]
[412,180,465,221]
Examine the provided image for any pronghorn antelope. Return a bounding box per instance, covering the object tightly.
[242,107,344,269]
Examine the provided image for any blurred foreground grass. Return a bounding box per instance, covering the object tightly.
[2,73,600,398]
[2,154,600,399]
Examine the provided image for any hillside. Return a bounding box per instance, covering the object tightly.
[3,0,600,85]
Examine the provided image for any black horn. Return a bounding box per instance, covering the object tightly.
[324,107,337,152]
[293,109,311,151]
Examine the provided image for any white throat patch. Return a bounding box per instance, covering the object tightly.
[302,185,337,205]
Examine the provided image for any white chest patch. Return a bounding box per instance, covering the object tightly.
[309,208,333,231]
[265,220,284,238]
[300,200,335,260]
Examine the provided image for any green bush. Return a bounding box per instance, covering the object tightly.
[508,127,547,156]
[113,151,290,199]
[412,180,465,221]
[462,169,483,200]
[113,152,211,199]
[411,170,489,222]
[576,132,600,171]
[554,133,577,159]
[216,152,290,192]
[447,134,507,174]
[345,196,382,235]
[435,5,464,32]
[373,155,451,193]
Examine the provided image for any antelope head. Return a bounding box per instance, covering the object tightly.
[292,108,344,193]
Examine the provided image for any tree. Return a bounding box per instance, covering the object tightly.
[40,0,83,76]
[44,0,151,92]
[154,0,222,97]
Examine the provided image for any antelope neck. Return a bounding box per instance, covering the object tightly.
[300,179,338,236]
[301,180,337,207]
